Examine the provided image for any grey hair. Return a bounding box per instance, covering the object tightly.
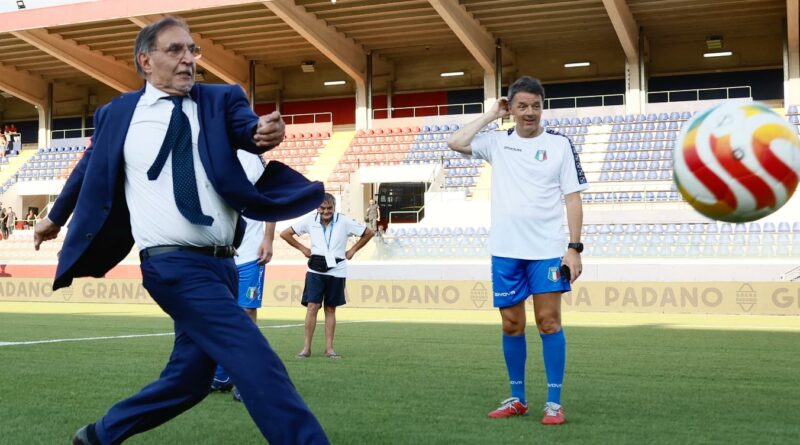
[507,76,546,103]
[322,193,336,206]
[133,16,190,78]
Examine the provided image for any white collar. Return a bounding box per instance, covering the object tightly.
[141,82,189,107]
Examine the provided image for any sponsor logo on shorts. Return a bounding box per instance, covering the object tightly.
[494,290,517,297]
[547,267,560,283]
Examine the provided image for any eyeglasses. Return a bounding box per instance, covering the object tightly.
[153,43,202,60]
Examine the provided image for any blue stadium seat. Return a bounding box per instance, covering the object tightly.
[599,172,609,181]
[680,111,692,120]
[603,115,613,124]
[777,222,790,233]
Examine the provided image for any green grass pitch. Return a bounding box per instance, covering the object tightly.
[1,312,798,444]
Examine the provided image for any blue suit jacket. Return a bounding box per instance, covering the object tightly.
[49,83,324,290]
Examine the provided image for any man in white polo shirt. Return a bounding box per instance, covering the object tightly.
[448,76,588,425]
[280,193,374,358]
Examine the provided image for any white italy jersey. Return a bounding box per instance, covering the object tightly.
[471,127,589,260]
[235,151,267,265]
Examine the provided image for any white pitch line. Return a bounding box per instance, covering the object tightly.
[0,320,382,347]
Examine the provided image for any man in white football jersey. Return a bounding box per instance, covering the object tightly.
[209,151,275,402]
[448,76,588,425]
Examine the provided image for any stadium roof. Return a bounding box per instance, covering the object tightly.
[0,0,793,110]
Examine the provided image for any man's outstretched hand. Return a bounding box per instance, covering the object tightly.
[34,218,60,251]
[254,111,285,149]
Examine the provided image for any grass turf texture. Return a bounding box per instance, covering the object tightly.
[1,312,798,444]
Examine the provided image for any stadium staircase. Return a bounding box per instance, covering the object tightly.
[0,147,38,186]
[308,130,353,185]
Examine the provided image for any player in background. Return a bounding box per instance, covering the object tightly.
[447,76,588,425]
[280,193,373,359]
[209,151,275,402]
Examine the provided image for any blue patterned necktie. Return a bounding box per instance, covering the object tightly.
[147,96,214,226]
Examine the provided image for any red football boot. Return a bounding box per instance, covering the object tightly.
[487,397,528,418]
[541,402,565,425]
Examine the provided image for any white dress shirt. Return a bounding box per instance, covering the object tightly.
[123,82,237,249]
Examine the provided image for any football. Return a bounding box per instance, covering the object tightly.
[673,101,800,222]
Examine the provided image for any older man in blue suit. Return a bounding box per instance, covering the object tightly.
[34,16,329,445]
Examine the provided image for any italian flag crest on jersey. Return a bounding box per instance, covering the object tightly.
[535,149,547,162]
[547,266,560,282]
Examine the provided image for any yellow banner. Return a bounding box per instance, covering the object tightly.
[0,278,152,304]
[1,278,799,315]
[265,280,800,316]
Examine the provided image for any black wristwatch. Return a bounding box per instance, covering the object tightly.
[567,242,584,253]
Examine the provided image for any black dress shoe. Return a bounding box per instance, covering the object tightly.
[72,424,97,445]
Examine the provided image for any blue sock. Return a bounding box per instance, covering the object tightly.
[213,365,229,383]
[541,329,566,405]
[502,334,527,405]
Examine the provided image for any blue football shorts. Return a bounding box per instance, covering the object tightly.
[237,259,265,309]
[491,256,571,308]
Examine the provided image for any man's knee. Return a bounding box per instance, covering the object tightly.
[536,313,561,334]
[307,303,322,314]
[501,316,525,336]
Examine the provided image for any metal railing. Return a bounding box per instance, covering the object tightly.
[544,94,625,109]
[647,86,752,103]
[51,127,94,139]
[781,265,800,282]
[281,112,332,125]
[373,102,483,119]
[388,207,425,224]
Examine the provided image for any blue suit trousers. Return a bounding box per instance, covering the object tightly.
[94,251,329,444]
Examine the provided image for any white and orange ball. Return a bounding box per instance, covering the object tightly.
[673,101,800,222]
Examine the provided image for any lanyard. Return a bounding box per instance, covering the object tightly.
[320,214,337,250]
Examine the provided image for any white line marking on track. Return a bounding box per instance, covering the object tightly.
[0,320,382,347]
